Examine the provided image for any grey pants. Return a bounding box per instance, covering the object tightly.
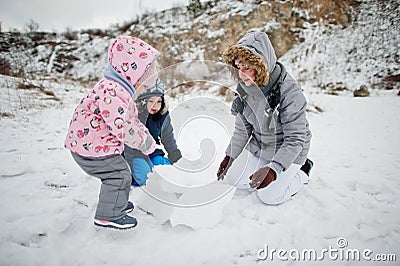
[71,152,131,221]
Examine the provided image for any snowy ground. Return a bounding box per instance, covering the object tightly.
[0,79,399,265]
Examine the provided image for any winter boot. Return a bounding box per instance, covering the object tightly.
[94,215,138,230]
[300,158,314,177]
[125,201,134,213]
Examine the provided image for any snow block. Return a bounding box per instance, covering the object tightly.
[169,182,236,230]
[134,165,236,229]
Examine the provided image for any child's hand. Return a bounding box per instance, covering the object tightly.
[168,149,182,163]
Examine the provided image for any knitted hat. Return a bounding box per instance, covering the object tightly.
[137,78,165,101]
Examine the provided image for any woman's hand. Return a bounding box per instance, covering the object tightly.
[217,156,234,180]
[249,167,277,189]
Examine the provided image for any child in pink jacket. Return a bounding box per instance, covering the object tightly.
[64,35,159,229]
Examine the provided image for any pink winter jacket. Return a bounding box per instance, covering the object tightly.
[64,36,158,157]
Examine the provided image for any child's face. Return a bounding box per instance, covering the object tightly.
[235,59,256,87]
[147,96,163,114]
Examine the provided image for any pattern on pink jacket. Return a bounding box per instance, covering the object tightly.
[64,36,159,157]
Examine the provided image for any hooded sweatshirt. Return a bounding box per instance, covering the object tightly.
[64,36,158,157]
[223,31,312,173]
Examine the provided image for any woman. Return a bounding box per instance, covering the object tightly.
[217,31,313,205]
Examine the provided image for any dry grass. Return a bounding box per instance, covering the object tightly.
[0,112,15,118]
[17,81,60,101]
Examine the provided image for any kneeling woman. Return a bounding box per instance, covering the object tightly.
[217,31,313,205]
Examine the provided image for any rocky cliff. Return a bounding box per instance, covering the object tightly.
[0,0,355,83]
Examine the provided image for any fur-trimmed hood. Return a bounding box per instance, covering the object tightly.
[222,31,277,86]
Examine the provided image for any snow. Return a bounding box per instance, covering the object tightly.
[134,169,236,229]
[207,29,225,39]
[0,76,399,264]
[281,0,400,92]
[1,0,399,264]
[169,182,236,229]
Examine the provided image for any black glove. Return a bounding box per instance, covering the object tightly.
[168,149,182,164]
[249,167,277,189]
[217,155,234,180]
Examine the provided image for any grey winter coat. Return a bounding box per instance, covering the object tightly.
[224,32,311,174]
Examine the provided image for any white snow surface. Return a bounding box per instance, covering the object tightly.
[280,0,400,91]
[0,78,399,264]
[0,0,399,264]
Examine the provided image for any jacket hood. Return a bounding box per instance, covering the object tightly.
[222,31,277,86]
[107,35,159,87]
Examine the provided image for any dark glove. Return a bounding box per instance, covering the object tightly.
[249,166,277,189]
[217,155,234,180]
[168,149,182,164]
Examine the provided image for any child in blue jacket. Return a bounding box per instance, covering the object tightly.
[124,79,182,186]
